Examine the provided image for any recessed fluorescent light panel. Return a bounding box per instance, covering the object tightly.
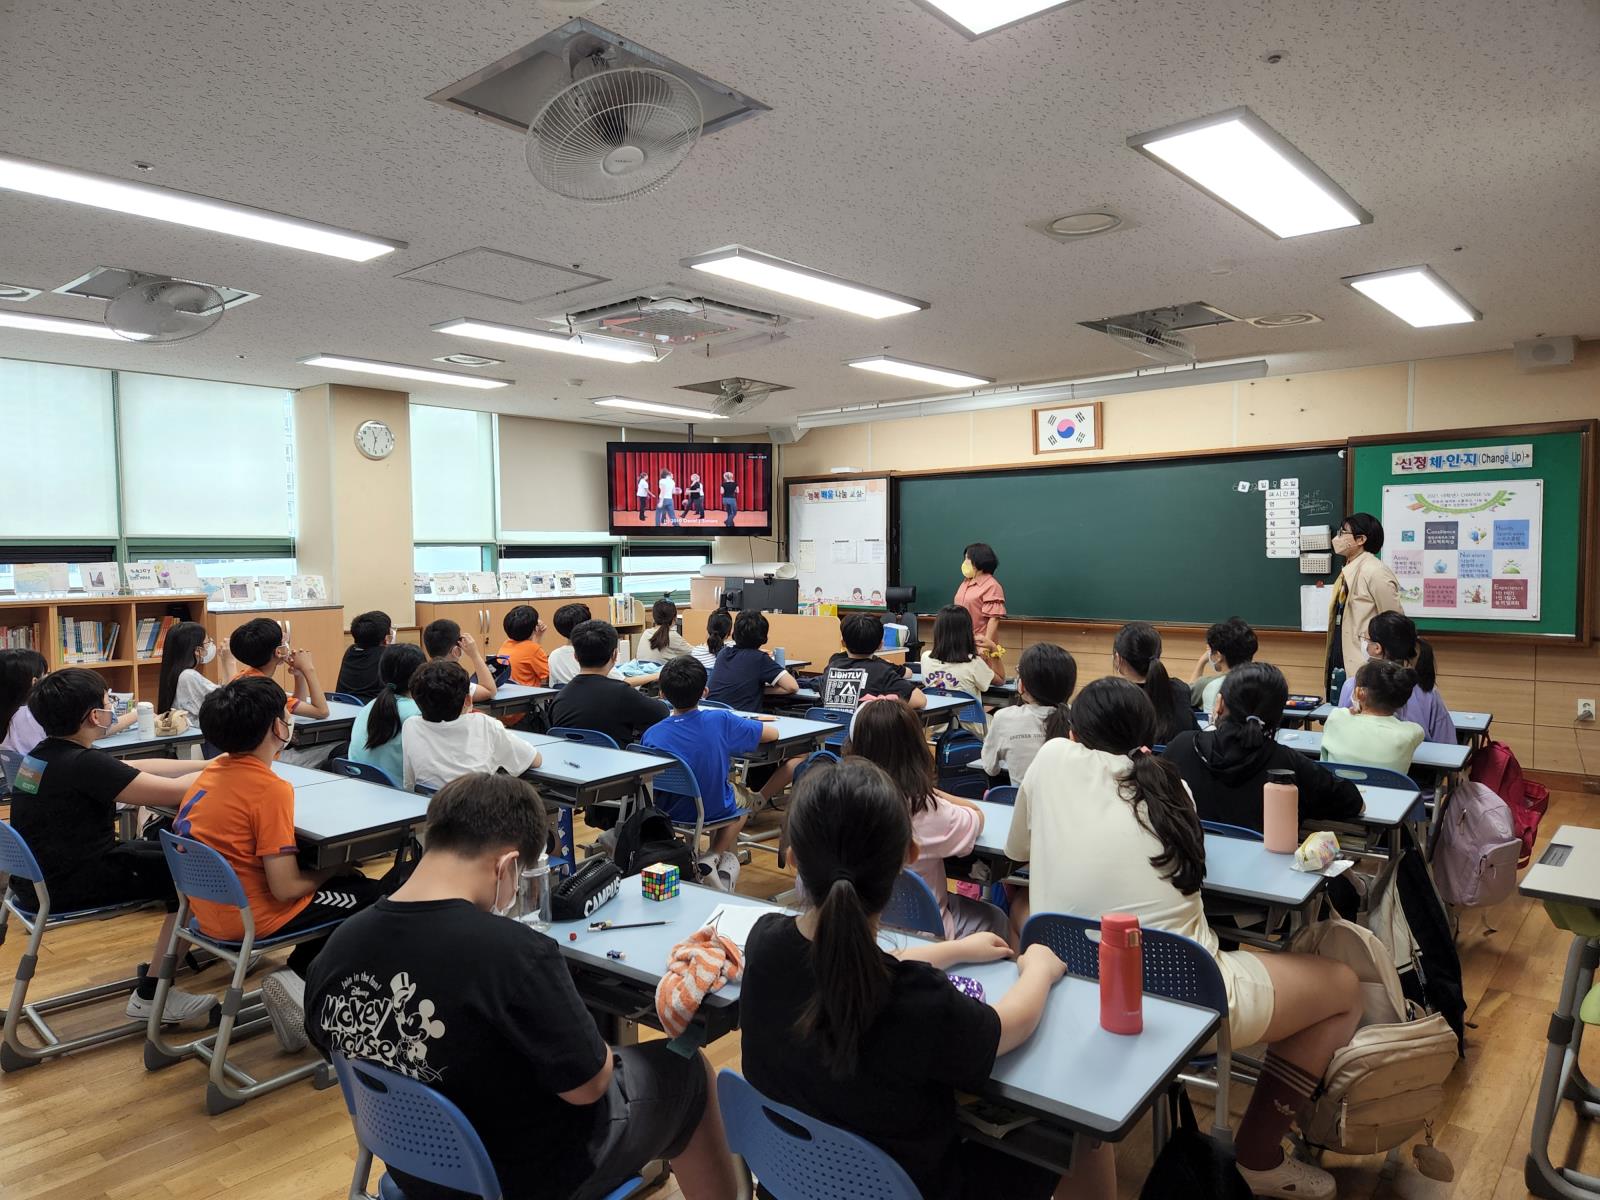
[681,246,929,320]
[1342,266,1480,328]
[593,397,728,420]
[0,309,126,339]
[915,0,1084,38]
[847,356,993,389]
[0,152,404,261]
[432,318,661,364]
[1128,107,1371,239]
[300,354,512,389]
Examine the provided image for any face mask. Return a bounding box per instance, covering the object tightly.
[90,708,114,734]
[199,642,217,665]
[273,718,296,757]
[490,854,521,918]
[960,560,976,579]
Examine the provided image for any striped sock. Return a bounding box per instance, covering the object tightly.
[1235,1052,1323,1171]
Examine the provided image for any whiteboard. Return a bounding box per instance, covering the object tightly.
[787,478,890,607]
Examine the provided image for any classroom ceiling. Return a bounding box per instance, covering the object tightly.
[1,0,1597,435]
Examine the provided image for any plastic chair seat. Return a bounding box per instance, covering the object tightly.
[326,692,365,706]
[3,894,152,926]
[183,916,347,952]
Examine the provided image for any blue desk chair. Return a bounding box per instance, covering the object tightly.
[0,747,22,798]
[0,821,155,1072]
[718,1070,920,1200]
[1022,914,1233,1147]
[331,757,398,789]
[883,869,944,940]
[1322,761,1419,794]
[626,744,740,855]
[699,699,732,710]
[144,831,344,1113]
[333,1054,643,1200]
[803,706,852,753]
[982,785,1018,806]
[1201,820,1263,842]
[327,692,365,706]
[547,727,619,749]
[924,687,987,733]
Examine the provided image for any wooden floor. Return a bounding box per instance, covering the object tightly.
[4,785,1600,1200]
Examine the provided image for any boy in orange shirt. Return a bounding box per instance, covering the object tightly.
[227,616,329,719]
[497,604,549,686]
[174,676,407,1052]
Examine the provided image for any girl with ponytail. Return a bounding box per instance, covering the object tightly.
[739,758,1081,1200]
[1112,622,1197,744]
[637,598,693,662]
[692,608,732,672]
[1006,677,1362,1196]
[348,643,425,785]
[1339,610,1457,743]
[1163,662,1363,831]
[979,641,1075,785]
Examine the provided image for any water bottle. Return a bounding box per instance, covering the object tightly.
[1099,912,1143,1035]
[135,701,156,738]
[1263,768,1300,854]
[773,646,786,667]
[518,853,552,930]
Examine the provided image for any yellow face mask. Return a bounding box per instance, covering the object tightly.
[960,559,976,579]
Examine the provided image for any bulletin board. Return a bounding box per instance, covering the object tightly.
[787,476,890,607]
[1348,422,1596,642]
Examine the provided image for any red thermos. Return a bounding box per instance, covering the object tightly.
[1099,913,1143,1035]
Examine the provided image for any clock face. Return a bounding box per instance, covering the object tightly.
[355,419,395,460]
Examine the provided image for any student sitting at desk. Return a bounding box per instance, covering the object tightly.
[846,697,1010,941]
[547,602,637,687]
[496,604,549,687]
[306,773,741,1200]
[178,677,411,1052]
[642,656,782,880]
[422,618,497,704]
[1189,615,1258,716]
[740,758,1085,1200]
[1006,677,1361,1199]
[2,648,52,756]
[402,661,542,793]
[635,598,695,664]
[1111,621,1197,744]
[1321,659,1425,775]
[705,610,797,711]
[335,610,393,703]
[9,667,215,1025]
[918,605,1002,735]
[348,643,424,787]
[820,613,924,710]
[156,620,228,729]
[1164,663,1363,831]
[692,608,732,673]
[229,617,329,766]
[979,642,1075,786]
[548,620,669,750]
[1338,611,1456,744]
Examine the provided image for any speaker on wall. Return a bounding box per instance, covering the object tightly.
[1513,336,1576,370]
[767,424,807,444]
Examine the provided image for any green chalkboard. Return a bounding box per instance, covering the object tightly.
[1349,426,1593,639]
[896,447,1346,628]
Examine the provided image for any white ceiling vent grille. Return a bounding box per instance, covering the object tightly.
[546,286,795,357]
[1078,301,1239,365]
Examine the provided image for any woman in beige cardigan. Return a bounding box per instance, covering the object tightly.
[1325,512,1403,698]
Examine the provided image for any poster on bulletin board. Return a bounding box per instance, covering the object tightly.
[1381,480,1542,621]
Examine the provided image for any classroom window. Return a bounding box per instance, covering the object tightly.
[0,359,119,540]
[414,544,491,574]
[119,373,296,538]
[134,555,299,580]
[498,547,611,593]
[0,544,118,594]
[620,547,711,603]
[411,405,495,543]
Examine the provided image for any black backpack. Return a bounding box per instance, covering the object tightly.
[611,805,697,878]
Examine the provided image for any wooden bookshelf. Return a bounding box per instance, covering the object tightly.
[0,592,208,704]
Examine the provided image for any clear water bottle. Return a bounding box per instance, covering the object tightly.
[518,853,552,930]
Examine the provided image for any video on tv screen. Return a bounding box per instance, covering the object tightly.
[607,442,773,537]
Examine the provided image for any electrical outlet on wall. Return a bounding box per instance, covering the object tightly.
[1579,698,1597,722]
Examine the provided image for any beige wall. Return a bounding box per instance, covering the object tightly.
[294,384,415,628]
[784,344,1600,776]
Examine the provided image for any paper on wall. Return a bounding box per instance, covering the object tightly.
[796,540,817,572]
[862,538,886,565]
[1300,585,1330,632]
[831,539,856,564]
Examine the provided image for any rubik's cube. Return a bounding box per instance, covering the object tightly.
[641,862,680,902]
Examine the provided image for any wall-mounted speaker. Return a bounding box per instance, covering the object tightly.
[1513,335,1576,369]
[767,424,807,444]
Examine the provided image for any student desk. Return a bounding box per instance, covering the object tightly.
[911,673,1020,704]
[1518,826,1600,1200]
[1275,727,1470,772]
[270,762,347,789]
[509,733,668,808]
[776,688,970,730]
[730,713,836,766]
[98,725,205,761]
[552,882,1218,1166]
[287,775,429,869]
[289,700,367,748]
[1304,703,1493,748]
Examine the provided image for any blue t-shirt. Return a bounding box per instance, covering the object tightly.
[706,645,784,712]
[348,696,420,787]
[641,707,764,824]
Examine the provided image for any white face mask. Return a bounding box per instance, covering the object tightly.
[199,642,217,665]
[490,854,521,918]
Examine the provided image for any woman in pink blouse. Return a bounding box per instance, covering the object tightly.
[954,541,1006,666]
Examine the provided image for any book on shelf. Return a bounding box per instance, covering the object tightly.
[58,617,120,663]
[1,622,43,650]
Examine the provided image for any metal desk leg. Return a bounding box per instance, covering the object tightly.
[1525,936,1600,1199]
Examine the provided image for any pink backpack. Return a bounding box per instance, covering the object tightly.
[1468,740,1549,868]
[1432,781,1521,908]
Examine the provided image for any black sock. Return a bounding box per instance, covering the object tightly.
[135,962,157,1001]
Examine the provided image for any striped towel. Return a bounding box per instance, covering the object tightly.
[654,926,744,1038]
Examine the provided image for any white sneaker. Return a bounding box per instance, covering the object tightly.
[1237,1150,1337,1198]
[259,970,308,1053]
[126,986,217,1029]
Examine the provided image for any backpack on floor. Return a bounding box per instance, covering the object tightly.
[1290,917,1459,1156]
[611,805,696,879]
[1431,781,1522,908]
[1469,739,1547,868]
